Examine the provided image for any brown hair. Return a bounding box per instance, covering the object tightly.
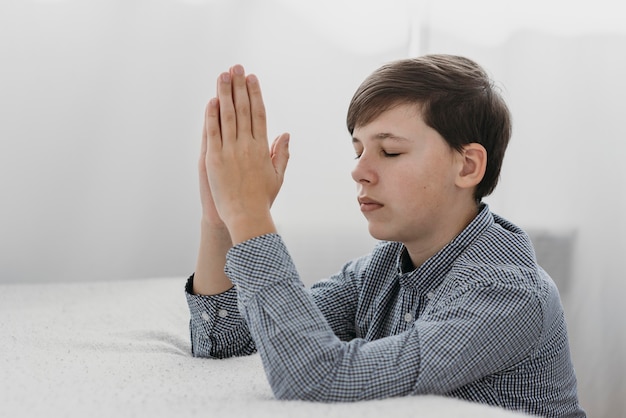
[346,54,511,201]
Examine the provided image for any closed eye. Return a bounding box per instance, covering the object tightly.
[382,150,400,157]
[355,150,401,159]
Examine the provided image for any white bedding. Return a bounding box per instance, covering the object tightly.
[0,278,532,417]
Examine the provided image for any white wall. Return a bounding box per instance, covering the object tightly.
[0,0,395,282]
[1,1,624,416]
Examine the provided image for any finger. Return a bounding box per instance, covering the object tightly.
[246,74,268,143]
[205,97,222,154]
[198,103,209,177]
[216,71,236,144]
[271,132,290,178]
[200,103,208,156]
[230,64,252,139]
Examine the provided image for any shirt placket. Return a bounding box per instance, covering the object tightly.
[392,285,418,335]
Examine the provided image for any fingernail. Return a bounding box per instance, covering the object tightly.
[247,74,258,84]
[220,72,231,83]
[233,65,244,75]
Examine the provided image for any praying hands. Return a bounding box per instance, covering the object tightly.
[201,64,290,245]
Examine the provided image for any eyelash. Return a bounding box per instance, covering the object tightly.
[382,151,400,157]
[354,150,400,159]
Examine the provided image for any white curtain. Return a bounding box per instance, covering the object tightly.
[1,1,624,416]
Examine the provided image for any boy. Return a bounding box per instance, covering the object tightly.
[185,55,585,417]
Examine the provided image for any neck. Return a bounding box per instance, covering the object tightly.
[405,201,479,269]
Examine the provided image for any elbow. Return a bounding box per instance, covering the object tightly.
[265,335,349,401]
[272,380,326,402]
[268,365,338,402]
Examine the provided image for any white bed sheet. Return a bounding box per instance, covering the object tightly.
[0,278,532,417]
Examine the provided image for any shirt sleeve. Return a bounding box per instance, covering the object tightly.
[184,275,256,358]
[414,270,544,394]
[308,257,365,342]
[225,234,543,402]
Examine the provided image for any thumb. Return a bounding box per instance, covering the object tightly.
[271,132,290,177]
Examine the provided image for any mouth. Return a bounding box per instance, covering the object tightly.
[358,196,384,212]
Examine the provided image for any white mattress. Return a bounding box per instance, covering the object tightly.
[0,278,532,417]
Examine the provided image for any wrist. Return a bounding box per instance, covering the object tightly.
[200,218,232,242]
[224,211,276,245]
[200,215,228,230]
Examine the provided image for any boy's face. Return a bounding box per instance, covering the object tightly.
[351,103,466,250]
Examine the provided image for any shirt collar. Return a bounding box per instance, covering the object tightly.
[397,203,493,291]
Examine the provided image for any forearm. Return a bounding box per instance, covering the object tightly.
[193,220,234,295]
[226,235,418,401]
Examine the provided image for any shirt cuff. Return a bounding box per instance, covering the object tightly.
[224,234,300,305]
[185,275,245,357]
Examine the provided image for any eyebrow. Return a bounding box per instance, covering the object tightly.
[352,132,410,144]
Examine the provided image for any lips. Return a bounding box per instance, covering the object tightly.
[358,196,384,212]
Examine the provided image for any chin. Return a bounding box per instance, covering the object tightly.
[367,224,398,243]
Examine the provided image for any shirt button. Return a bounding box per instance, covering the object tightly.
[427,292,435,300]
[404,312,414,322]
[201,311,210,322]
[217,309,228,318]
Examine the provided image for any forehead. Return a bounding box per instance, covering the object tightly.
[352,103,424,142]
[351,99,422,131]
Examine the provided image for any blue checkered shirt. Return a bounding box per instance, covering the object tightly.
[186,205,585,417]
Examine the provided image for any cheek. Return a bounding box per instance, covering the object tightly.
[396,163,433,191]
[423,155,457,186]
[400,166,452,206]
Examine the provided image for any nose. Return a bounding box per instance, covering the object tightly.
[351,152,377,185]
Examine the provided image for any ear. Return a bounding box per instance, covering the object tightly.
[455,143,487,190]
